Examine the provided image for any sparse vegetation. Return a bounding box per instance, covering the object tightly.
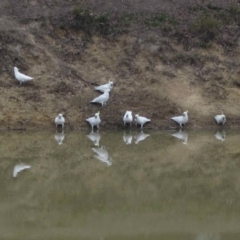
[71,6,122,36]
[0,1,240,128]
[71,7,178,37]
[144,12,178,27]
[219,4,240,24]
[69,4,240,49]
[190,15,220,42]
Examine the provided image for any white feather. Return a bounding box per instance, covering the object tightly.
[123,111,133,126]
[214,113,226,125]
[86,112,101,129]
[14,67,34,84]
[134,114,151,128]
[13,163,31,177]
[171,110,188,128]
[55,114,65,128]
[94,81,113,93]
[91,89,110,106]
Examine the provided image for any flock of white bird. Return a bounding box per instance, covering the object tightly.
[11,67,227,178]
[14,67,227,129]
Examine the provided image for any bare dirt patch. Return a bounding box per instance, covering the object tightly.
[0,1,240,130]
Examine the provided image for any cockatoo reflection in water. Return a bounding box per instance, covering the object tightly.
[13,163,31,177]
[87,130,101,146]
[92,146,112,166]
[172,130,188,144]
[134,131,150,144]
[123,132,133,144]
[55,130,65,145]
[214,130,225,141]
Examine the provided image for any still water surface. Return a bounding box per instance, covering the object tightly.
[0,129,240,239]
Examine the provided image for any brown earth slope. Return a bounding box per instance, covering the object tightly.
[0,0,240,130]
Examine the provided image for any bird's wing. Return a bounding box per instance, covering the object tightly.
[91,93,108,103]
[171,116,183,123]
[18,72,33,80]
[86,117,93,122]
[95,84,107,90]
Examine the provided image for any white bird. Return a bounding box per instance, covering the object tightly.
[134,114,151,129]
[94,81,113,93]
[13,163,31,177]
[171,110,188,128]
[86,112,101,129]
[172,130,188,144]
[92,146,112,166]
[14,67,34,84]
[123,132,132,144]
[214,113,226,125]
[134,131,150,144]
[55,113,65,128]
[87,130,101,146]
[214,130,225,141]
[123,111,133,126]
[91,89,110,106]
[54,130,65,145]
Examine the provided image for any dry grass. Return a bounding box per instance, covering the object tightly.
[0,1,239,129]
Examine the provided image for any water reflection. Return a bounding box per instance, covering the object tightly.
[214,130,225,142]
[171,130,188,144]
[87,130,101,146]
[54,130,65,145]
[0,130,240,239]
[134,131,150,144]
[92,146,112,166]
[196,233,221,240]
[123,131,133,145]
[13,163,31,177]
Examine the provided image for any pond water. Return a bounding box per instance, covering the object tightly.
[0,129,240,239]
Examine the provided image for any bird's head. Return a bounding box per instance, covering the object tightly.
[134,113,139,120]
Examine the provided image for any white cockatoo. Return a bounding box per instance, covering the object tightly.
[91,89,110,106]
[14,67,34,84]
[214,113,226,125]
[55,114,65,128]
[171,110,188,128]
[123,111,133,126]
[134,114,151,129]
[86,112,101,129]
[94,81,113,93]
